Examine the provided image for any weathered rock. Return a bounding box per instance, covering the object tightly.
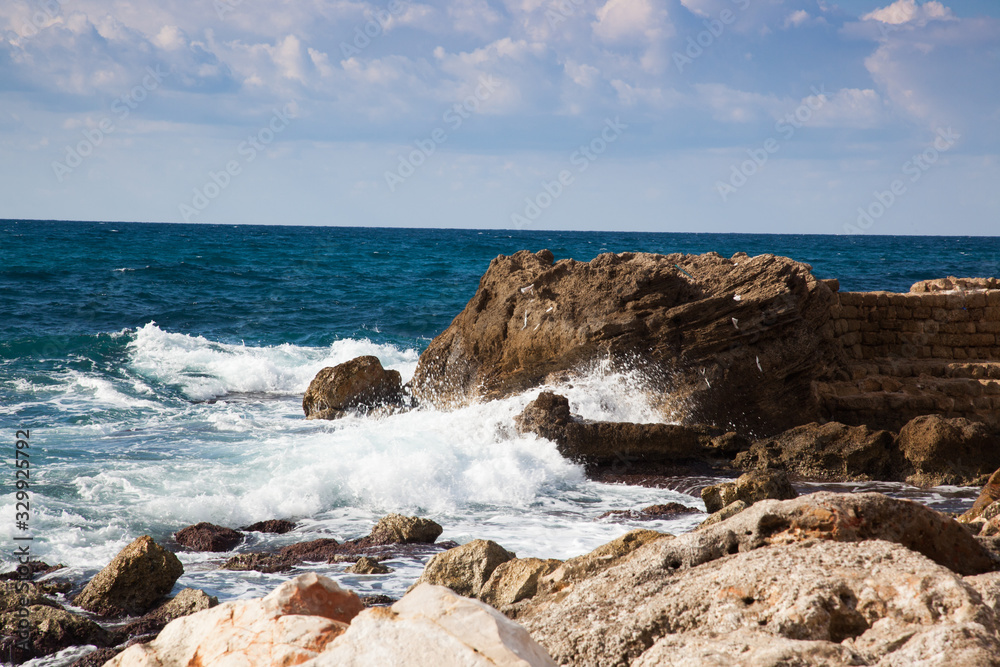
[105,573,362,667]
[0,605,109,664]
[480,558,562,610]
[173,521,242,552]
[368,513,443,545]
[74,536,183,617]
[962,468,1000,523]
[696,500,748,529]
[240,518,297,534]
[898,414,1000,486]
[734,421,899,481]
[346,557,391,575]
[0,581,61,612]
[413,540,516,598]
[114,588,219,641]
[0,561,64,582]
[598,502,701,521]
[307,584,556,666]
[520,539,1000,666]
[515,392,711,464]
[700,470,797,513]
[911,276,1000,292]
[303,355,402,420]
[412,250,844,435]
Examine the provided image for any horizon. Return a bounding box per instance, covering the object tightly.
[1,0,997,236]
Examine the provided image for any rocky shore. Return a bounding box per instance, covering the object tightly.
[7,249,1000,665]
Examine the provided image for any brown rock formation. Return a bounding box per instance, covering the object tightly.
[412,250,843,435]
[74,536,183,617]
[897,414,1000,486]
[174,522,243,552]
[302,355,402,420]
[412,539,516,598]
[700,470,797,513]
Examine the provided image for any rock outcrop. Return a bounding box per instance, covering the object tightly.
[961,468,1000,523]
[240,518,297,533]
[413,540,516,598]
[303,355,403,420]
[517,493,1000,666]
[173,522,242,552]
[700,470,797,513]
[897,414,1000,486]
[412,250,843,435]
[369,513,443,545]
[0,605,109,663]
[74,536,183,617]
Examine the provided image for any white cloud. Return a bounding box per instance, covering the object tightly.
[592,0,671,44]
[863,0,954,25]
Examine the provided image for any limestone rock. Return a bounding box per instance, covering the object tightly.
[303,355,402,420]
[700,470,797,513]
[413,540,516,598]
[412,250,843,435]
[105,573,362,667]
[898,414,1000,486]
[962,469,1000,523]
[0,605,109,663]
[521,539,1000,666]
[734,421,899,481]
[173,522,242,552]
[114,588,219,641]
[240,518,297,533]
[598,502,701,522]
[74,536,183,617]
[696,500,749,529]
[537,529,668,599]
[480,558,561,610]
[911,276,1000,292]
[515,392,711,464]
[369,514,443,545]
[346,557,391,575]
[0,581,61,612]
[307,584,557,666]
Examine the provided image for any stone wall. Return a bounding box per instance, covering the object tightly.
[819,287,1000,430]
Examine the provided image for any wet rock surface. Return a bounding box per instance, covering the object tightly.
[303,355,403,420]
[73,536,183,618]
[173,522,243,552]
[700,469,797,513]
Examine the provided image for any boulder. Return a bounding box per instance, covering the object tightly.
[523,540,999,667]
[479,558,562,610]
[696,500,748,529]
[734,421,899,481]
[897,415,1000,486]
[303,356,402,420]
[368,514,443,545]
[962,469,1000,523]
[240,519,297,534]
[74,536,183,617]
[346,557,390,575]
[700,470,797,514]
[412,540,516,598]
[515,391,713,464]
[598,502,701,522]
[105,573,363,667]
[0,606,108,663]
[0,581,61,612]
[174,522,242,552]
[308,584,557,666]
[412,250,844,435]
[114,588,219,641]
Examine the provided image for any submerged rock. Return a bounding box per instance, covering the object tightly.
[240,518,297,534]
[897,414,1000,486]
[174,522,242,552]
[346,557,391,575]
[412,249,843,435]
[302,355,402,420]
[598,502,702,522]
[413,539,516,598]
[700,470,797,513]
[74,536,183,617]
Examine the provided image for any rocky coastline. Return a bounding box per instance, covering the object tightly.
[7,249,1000,666]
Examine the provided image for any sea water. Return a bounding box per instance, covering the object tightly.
[1,222,996,624]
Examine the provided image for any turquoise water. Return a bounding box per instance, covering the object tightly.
[0,221,994,610]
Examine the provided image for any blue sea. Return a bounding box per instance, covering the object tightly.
[2,221,998,658]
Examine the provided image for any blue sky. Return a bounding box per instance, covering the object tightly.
[1,0,997,234]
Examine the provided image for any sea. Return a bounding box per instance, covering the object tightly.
[2,221,999,663]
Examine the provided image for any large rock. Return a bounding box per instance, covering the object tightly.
[479,558,561,610]
[114,588,219,642]
[303,355,402,420]
[74,536,183,617]
[412,540,516,598]
[369,514,443,545]
[526,540,999,667]
[961,468,1000,523]
[515,392,711,464]
[412,250,843,435]
[700,470,797,513]
[305,584,557,666]
[897,414,1000,486]
[240,518,297,534]
[105,573,363,667]
[0,605,109,663]
[173,522,242,552]
[734,421,899,481]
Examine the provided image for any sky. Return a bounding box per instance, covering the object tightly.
[0,0,998,234]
